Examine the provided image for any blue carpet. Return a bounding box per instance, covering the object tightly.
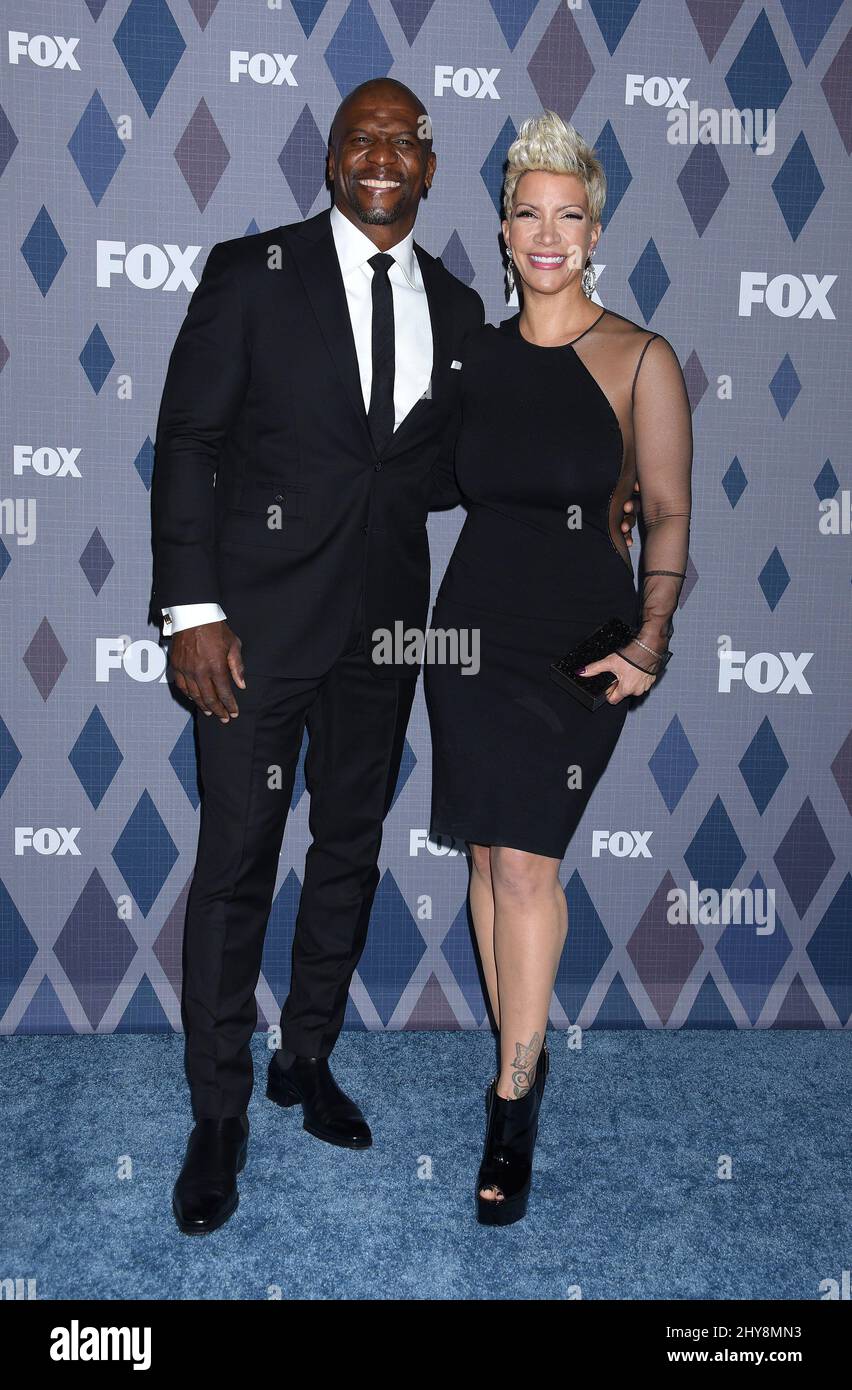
[1,1030,848,1300]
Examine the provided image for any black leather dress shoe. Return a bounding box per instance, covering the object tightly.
[172,1114,249,1235]
[266,1053,372,1149]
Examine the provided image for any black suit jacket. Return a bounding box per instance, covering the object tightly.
[150,207,485,678]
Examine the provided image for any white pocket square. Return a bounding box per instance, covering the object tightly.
[451,359,462,370]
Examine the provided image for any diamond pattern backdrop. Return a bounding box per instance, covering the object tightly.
[2,0,851,1035]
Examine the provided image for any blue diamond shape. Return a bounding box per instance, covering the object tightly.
[592,121,632,230]
[769,353,800,419]
[134,437,155,490]
[648,715,699,812]
[68,90,126,205]
[0,880,38,1017]
[685,795,746,895]
[114,0,186,117]
[169,718,200,808]
[116,975,172,1031]
[552,871,614,1020]
[0,103,19,179]
[771,132,824,240]
[725,10,792,150]
[780,0,844,67]
[16,976,75,1033]
[758,547,790,610]
[716,870,791,1023]
[738,716,789,813]
[589,972,645,1027]
[291,0,330,38]
[355,871,426,1024]
[627,238,670,322]
[481,116,518,218]
[21,207,66,296]
[0,716,22,798]
[0,536,10,581]
[813,459,839,501]
[80,324,115,394]
[489,0,538,50]
[722,456,748,507]
[324,0,392,98]
[682,973,738,1028]
[588,0,642,55]
[69,706,123,809]
[112,790,178,916]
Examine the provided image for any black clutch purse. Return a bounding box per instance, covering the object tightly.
[549,616,669,711]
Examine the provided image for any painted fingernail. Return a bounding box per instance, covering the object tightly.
[575,666,586,674]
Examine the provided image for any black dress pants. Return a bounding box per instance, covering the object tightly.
[180,587,418,1118]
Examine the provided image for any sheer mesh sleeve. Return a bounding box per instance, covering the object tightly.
[615,334,693,676]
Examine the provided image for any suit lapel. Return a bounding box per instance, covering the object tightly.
[286,210,373,442]
[381,242,447,459]
[285,208,451,459]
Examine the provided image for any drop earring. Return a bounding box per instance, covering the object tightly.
[505,246,515,296]
[582,247,598,298]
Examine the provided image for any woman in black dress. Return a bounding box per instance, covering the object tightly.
[424,111,693,1225]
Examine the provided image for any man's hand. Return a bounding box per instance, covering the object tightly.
[168,621,245,722]
[620,479,641,546]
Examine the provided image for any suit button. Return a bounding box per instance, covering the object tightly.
[374,461,383,471]
[274,493,284,502]
[362,525,368,534]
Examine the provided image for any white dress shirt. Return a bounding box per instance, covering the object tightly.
[162,205,434,636]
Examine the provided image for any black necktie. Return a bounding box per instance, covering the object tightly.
[367,251,395,454]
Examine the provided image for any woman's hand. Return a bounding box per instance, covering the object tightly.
[620,479,641,547]
[575,650,656,704]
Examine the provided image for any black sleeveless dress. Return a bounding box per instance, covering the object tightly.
[424,307,692,859]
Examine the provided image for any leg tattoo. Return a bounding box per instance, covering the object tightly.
[510,1032,541,1098]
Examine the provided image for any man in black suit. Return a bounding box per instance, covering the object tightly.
[151,77,483,1234]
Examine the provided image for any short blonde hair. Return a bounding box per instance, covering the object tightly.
[502,110,606,224]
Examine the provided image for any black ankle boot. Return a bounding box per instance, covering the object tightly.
[476,1077,543,1227]
[484,1037,550,1109]
[535,1037,550,1099]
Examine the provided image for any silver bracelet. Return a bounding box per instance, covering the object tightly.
[631,636,667,660]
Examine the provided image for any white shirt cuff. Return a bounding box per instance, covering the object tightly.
[162,604,226,635]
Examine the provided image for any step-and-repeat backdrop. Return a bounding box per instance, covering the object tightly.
[3,0,850,1036]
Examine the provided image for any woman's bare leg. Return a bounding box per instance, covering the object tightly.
[467,842,499,1026]
[480,845,566,1202]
